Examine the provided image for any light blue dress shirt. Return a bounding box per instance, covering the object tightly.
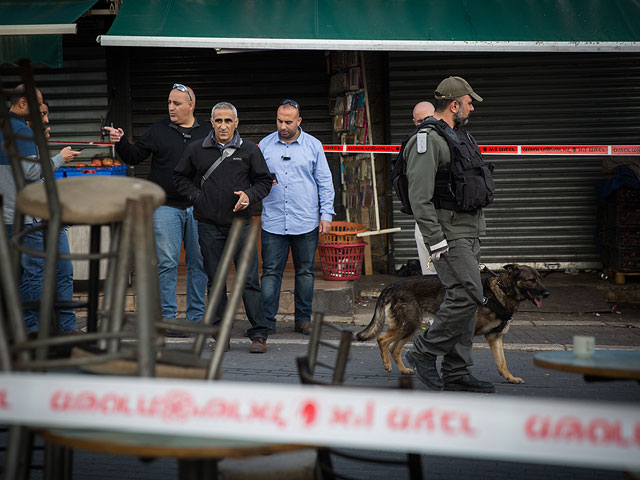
[259,128,335,235]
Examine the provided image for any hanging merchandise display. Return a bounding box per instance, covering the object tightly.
[328,52,372,226]
[327,52,400,275]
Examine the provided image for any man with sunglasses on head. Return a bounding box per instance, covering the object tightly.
[404,77,496,394]
[258,99,335,336]
[104,84,209,335]
[174,102,273,353]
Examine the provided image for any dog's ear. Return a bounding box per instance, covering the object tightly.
[502,264,518,273]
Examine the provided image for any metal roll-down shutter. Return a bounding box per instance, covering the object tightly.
[388,51,640,271]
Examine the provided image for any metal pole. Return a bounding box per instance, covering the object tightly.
[360,52,381,231]
[206,219,259,380]
[193,218,243,355]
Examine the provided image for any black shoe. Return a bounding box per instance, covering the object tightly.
[164,329,190,338]
[294,322,311,335]
[443,374,495,393]
[404,351,443,391]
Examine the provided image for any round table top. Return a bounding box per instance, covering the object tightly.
[41,428,307,459]
[533,350,640,380]
[17,176,166,224]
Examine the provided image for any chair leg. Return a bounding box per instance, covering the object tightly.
[408,453,423,480]
[132,196,161,377]
[178,459,218,480]
[193,218,244,356]
[5,426,32,480]
[87,224,102,333]
[44,439,73,480]
[206,219,260,380]
[308,312,325,373]
[315,448,336,480]
[105,210,135,355]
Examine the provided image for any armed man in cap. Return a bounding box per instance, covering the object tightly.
[404,76,496,393]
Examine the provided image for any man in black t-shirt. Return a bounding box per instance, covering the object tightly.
[105,84,210,333]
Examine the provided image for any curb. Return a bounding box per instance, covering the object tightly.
[161,336,640,352]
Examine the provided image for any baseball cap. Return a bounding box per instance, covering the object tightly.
[434,76,483,102]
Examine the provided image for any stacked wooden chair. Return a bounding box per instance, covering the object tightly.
[0,60,257,478]
[296,312,424,480]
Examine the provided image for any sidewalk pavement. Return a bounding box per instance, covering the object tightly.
[76,268,640,352]
[76,267,640,319]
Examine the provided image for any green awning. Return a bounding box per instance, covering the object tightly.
[0,0,99,68]
[100,0,640,52]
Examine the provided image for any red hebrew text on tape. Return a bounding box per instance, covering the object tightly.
[387,407,477,437]
[525,415,640,448]
[50,389,288,428]
[611,146,640,155]
[328,401,375,429]
[479,146,518,154]
[520,146,608,155]
[323,145,344,152]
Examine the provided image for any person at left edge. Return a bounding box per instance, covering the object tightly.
[173,102,273,353]
[1,86,81,334]
[104,84,209,332]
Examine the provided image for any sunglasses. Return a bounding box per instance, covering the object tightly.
[280,99,299,109]
[172,83,193,102]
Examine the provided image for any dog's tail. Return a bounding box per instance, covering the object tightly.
[355,294,387,341]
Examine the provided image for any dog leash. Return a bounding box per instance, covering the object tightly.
[441,255,486,307]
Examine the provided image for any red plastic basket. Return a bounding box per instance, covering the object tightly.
[318,221,367,245]
[317,243,366,281]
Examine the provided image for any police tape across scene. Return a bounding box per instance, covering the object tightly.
[1,373,639,471]
[49,141,640,156]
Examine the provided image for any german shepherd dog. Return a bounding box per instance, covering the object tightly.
[356,264,549,383]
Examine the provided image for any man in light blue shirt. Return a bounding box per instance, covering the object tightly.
[259,99,335,335]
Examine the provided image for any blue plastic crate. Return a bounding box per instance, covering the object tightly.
[58,165,128,178]
[109,165,127,176]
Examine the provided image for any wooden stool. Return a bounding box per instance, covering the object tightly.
[14,176,165,335]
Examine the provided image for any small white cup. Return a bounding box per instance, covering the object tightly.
[573,335,595,359]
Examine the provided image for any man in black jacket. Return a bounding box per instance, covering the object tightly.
[174,102,273,353]
[104,84,209,334]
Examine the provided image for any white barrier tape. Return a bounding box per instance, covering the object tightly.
[1,373,639,470]
[49,141,640,156]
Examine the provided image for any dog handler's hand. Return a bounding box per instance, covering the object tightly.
[428,239,449,261]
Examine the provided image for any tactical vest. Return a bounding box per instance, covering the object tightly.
[392,118,495,214]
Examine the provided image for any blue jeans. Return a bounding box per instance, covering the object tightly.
[7,222,77,333]
[153,206,207,322]
[261,228,318,329]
